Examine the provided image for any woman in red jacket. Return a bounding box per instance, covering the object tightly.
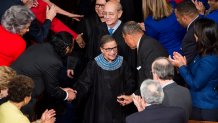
[0,5,35,66]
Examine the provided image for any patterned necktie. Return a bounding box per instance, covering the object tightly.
[108,28,114,35]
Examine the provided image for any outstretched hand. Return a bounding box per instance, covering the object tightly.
[71,14,84,21]
[117,95,133,106]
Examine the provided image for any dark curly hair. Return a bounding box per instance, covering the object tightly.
[50,31,73,57]
[194,18,218,56]
[8,75,34,103]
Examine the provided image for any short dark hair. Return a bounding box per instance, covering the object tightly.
[8,75,34,103]
[99,35,117,48]
[194,18,218,56]
[50,31,73,57]
[122,21,143,35]
[175,1,198,17]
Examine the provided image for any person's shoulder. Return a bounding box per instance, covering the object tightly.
[161,105,185,114]
[126,111,144,122]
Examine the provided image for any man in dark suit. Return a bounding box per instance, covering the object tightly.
[11,32,77,120]
[117,21,168,105]
[151,57,192,121]
[126,79,186,123]
[175,1,201,64]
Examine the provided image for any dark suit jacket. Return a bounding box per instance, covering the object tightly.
[11,43,67,100]
[126,104,186,123]
[135,35,168,94]
[162,82,192,121]
[182,16,202,64]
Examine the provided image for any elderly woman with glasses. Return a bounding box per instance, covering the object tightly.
[74,35,136,123]
[0,5,35,66]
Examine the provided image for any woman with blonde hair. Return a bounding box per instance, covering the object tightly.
[0,66,16,104]
[142,0,185,56]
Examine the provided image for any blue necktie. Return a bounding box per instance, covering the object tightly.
[108,28,114,35]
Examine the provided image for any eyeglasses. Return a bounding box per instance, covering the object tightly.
[103,46,118,52]
[95,4,105,8]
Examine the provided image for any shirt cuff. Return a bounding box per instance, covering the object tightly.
[64,91,68,100]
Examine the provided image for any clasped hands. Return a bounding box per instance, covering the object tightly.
[62,88,77,102]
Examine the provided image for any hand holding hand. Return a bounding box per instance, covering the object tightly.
[67,89,77,101]
[62,88,77,101]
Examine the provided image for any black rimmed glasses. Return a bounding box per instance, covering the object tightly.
[95,4,105,8]
[103,46,118,52]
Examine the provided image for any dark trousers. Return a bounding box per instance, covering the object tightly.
[191,107,218,121]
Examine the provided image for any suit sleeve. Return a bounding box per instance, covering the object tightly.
[27,19,51,43]
[179,57,216,90]
[43,64,67,100]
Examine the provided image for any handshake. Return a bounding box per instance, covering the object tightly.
[62,88,77,101]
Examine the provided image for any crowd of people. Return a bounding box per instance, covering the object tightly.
[0,0,218,123]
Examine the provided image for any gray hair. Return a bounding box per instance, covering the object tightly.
[152,57,174,80]
[122,21,143,35]
[1,5,35,34]
[140,79,164,105]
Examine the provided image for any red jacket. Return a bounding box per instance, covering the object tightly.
[31,0,78,39]
[0,26,26,66]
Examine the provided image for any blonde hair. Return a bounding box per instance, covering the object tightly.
[142,0,173,20]
[0,66,16,90]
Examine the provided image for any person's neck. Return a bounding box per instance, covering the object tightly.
[10,101,24,110]
[103,56,115,63]
[158,79,173,86]
[108,20,119,28]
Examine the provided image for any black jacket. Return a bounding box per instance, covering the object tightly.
[126,104,186,123]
